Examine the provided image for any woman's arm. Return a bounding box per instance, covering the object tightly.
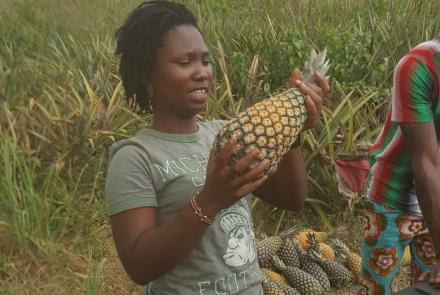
[400,122,440,283]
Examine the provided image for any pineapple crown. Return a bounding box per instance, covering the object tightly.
[270,254,286,271]
[330,238,350,261]
[306,232,319,248]
[308,249,326,263]
[301,47,330,84]
[279,226,297,239]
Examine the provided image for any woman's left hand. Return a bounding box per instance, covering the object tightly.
[288,68,330,130]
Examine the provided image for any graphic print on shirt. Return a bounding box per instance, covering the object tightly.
[153,151,209,187]
[219,199,257,268]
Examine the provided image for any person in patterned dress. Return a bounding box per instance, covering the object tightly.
[358,38,440,294]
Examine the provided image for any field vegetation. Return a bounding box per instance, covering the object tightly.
[1,0,440,293]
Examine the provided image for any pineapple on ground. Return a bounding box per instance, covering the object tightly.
[212,48,329,174]
[261,268,288,285]
[271,255,323,295]
[272,280,301,295]
[331,238,362,283]
[306,232,335,260]
[309,249,353,289]
[276,238,301,268]
[295,238,331,292]
[262,276,286,295]
[262,277,300,295]
[257,234,282,269]
[293,229,329,250]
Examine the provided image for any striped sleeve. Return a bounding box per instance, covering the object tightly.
[391,55,435,123]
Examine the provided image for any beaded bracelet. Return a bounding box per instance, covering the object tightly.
[189,193,215,225]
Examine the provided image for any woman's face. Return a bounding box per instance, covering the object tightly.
[149,24,213,119]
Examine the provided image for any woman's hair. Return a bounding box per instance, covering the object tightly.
[115,1,198,113]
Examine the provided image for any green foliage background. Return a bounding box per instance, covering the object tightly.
[1,0,439,293]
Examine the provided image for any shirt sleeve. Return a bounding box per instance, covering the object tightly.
[391,54,435,123]
[105,144,157,216]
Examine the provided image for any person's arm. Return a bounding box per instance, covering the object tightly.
[391,50,440,284]
[109,140,269,285]
[254,70,329,210]
[400,122,440,284]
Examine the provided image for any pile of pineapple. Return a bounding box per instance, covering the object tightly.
[257,227,413,294]
[256,228,359,295]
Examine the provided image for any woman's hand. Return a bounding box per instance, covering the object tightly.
[198,138,269,216]
[288,68,330,130]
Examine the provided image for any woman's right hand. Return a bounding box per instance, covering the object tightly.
[198,138,270,216]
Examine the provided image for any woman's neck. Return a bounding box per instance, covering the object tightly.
[150,114,198,134]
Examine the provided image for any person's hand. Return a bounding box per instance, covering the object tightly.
[418,263,440,284]
[198,138,269,216]
[288,68,330,130]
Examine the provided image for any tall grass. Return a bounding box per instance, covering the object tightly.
[1,0,439,293]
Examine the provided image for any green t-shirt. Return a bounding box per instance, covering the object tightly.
[105,120,263,295]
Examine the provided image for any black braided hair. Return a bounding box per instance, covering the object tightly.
[115,1,198,113]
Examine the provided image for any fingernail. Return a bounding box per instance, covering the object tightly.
[295,80,302,85]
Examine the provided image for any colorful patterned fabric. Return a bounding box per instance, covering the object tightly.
[357,200,438,295]
[366,38,440,214]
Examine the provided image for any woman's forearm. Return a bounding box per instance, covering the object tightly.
[112,201,212,285]
[413,158,440,256]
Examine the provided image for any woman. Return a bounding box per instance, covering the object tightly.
[105,1,329,294]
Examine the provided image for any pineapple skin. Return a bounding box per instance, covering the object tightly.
[262,278,286,295]
[262,268,289,285]
[314,257,353,288]
[277,238,301,268]
[257,236,283,269]
[282,266,323,295]
[346,251,362,283]
[301,254,331,291]
[272,280,301,295]
[213,88,307,174]
[318,242,336,260]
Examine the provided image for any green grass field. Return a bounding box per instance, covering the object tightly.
[1,0,439,293]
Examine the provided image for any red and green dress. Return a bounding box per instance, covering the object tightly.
[367,38,440,216]
[358,39,440,295]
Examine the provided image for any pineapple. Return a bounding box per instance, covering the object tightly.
[261,268,288,285]
[293,229,329,249]
[272,280,301,295]
[309,249,353,289]
[262,276,286,295]
[212,48,329,174]
[276,238,301,268]
[301,251,331,291]
[271,255,322,295]
[307,233,335,260]
[331,239,362,283]
[401,245,411,266]
[257,234,283,269]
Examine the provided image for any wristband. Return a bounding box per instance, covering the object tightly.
[189,193,215,225]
